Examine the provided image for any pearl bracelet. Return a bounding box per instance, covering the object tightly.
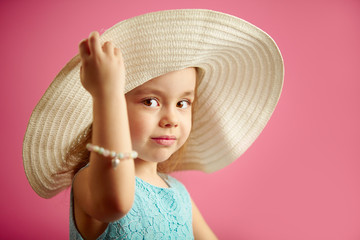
[86,143,138,168]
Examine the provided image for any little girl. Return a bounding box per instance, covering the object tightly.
[23,9,284,239]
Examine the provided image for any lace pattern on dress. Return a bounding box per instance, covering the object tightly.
[70,175,193,240]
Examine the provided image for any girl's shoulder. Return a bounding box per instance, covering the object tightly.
[165,175,187,189]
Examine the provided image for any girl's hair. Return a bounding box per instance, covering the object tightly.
[64,126,92,178]
[65,68,200,177]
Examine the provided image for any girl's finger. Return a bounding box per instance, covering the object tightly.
[88,31,102,55]
[79,39,90,58]
[102,41,114,54]
[114,47,121,56]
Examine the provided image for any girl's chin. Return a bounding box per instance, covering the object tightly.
[135,155,173,164]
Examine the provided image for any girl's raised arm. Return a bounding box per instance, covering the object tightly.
[73,31,135,239]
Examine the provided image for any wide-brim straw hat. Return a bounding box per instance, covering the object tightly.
[23,9,284,198]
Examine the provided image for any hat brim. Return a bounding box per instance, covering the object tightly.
[23,9,284,198]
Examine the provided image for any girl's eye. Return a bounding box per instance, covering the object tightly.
[142,98,159,107]
[177,100,191,109]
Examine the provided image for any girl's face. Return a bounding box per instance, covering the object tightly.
[125,68,196,163]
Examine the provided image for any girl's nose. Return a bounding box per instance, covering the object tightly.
[159,109,179,128]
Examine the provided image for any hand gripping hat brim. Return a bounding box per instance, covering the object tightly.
[23,9,284,198]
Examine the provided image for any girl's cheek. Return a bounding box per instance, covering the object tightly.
[182,119,192,137]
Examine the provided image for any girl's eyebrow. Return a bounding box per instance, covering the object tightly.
[179,90,195,98]
[132,88,194,98]
[132,88,163,96]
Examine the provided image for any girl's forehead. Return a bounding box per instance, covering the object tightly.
[130,68,196,96]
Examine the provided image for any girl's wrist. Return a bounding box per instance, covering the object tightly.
[92,91,126,105]
[91,85,125,102]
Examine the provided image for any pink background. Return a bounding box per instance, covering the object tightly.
[1,0,359,239]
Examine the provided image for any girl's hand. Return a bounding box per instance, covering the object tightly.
[79,31,125,99]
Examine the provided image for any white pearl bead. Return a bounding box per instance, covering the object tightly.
[112,158,120,168]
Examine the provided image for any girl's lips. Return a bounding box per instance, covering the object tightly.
[151,136,177,146]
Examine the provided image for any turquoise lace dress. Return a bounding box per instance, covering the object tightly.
[70,175,194,239]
